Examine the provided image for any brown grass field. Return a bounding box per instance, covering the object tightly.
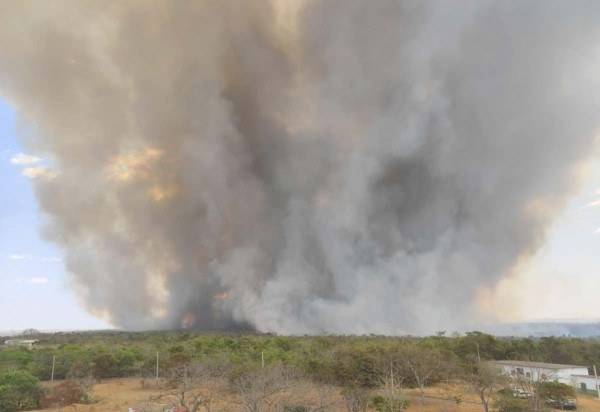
[32,378,600,412]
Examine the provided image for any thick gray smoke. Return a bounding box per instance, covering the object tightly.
[2,0,600,334]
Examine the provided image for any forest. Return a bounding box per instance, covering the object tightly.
[1,330,599,411]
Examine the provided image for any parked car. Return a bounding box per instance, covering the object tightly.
[545,397,577,410]
[513,389,531,399]
[497,387,531,399]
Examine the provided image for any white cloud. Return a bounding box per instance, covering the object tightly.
[8,153,57,179]
[13,277,49,285]
[28,277,48,284]
[9,254,62,263]
[10,153,41,165]
[21,166,57,180]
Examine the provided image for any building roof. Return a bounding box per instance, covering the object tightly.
[571,374,598,378]
[490,360,588,370]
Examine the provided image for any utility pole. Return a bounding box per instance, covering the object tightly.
[261,350,264,369]
[156,352,159,380]
[476,342,481,363]
[51,355,56,383]
[594,365,599,401]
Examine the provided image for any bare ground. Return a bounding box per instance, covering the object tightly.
[32,378,600,412]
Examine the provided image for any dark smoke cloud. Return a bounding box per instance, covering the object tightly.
[1,1,600,334]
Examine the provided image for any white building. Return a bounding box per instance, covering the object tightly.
[4,339,38,347]
[570,374,600,396]
[490,360,589,385]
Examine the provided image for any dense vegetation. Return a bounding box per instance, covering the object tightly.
[0,330,599,411]
[0,371,42,412]
[2,331,599,381]
[0,331,600,384]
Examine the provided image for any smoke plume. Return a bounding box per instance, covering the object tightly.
[1,0,600,334]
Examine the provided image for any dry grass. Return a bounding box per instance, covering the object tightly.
[576,395,600,412]
[403,382,600,412]
[31,378,600,411]
[34,378,165,412]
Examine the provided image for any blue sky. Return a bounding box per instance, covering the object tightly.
[1,92,599,332]
[0,98,109,332]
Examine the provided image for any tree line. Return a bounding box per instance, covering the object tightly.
[0,330,598,411]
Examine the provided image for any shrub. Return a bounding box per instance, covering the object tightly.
[538,381,575,401]
[284,406,310,412]
[371,395,410,411]
[91,353,117,382]
[164,352,191,372]
[341,385,369,412]
[0,348,33,372]
[493,393,527,412]
[0,371,42,411]
[40,381,84,408]
[332,349,380,388]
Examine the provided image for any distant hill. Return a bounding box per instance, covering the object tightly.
[3,322,600,339]
[488,321,600,338]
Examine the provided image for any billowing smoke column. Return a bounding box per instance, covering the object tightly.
[1,0,600,334]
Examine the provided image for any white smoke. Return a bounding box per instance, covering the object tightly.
[1,0,600,334]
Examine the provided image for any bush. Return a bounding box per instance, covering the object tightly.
[284,406,309,412]
[91,353,117,382]
[40,381,84,408]
[164,352,191,372]
[341,386,369,412]
[538,381,575,401]
[227,362,259,387]
[371,395,410,411]
[493,393,527,412]
[0,371,42,411]
[332,349,380,388]
[0,349,33,372]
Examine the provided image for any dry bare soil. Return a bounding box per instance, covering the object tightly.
[33,378,600,412]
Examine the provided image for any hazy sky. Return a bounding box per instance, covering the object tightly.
[0,98,109,331]
[480,158,600,322]
[2,90,599,331]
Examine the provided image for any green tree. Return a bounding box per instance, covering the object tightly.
[91,353,116,382]
[0,348,33,372]
[0,371,42,412]
[538,381,576,402]
[493,392,527,412]
[332,348,379,388]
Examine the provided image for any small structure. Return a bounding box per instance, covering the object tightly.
[489,360,589,385]
[570,374,600,396]
[4,339,38,347]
